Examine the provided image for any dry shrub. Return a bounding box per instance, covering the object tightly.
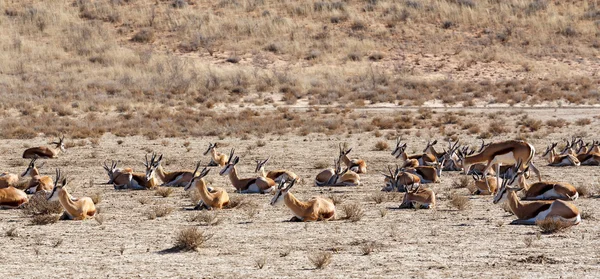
[224,196,251,209]
[488,121,509,136]
[308,251,332,269]
[155,187,174,198]
[313,161,329,169]
[139,197,152,205]
[173,227,212,252]
[31,214,59,225]
[536,219,572,234]
[449,193,470,210]
[341,202,364,222]
[244,207,260,219]
[132,29,154,43]
[546,119,567,128]
[452,176,471,189]
[575,118,592,126]
[580,211,594,220]
[90,192,102,204]
[374,141,389,151]
[368,192,387,204]
[379,208,388,218]
[519,118,542,132]
[95,214,105,225]
[523,236,535,248]
[23,193,63,216]
[189,211,221,226]
[147,205,174,219]
[576,185,592,198]
[360,241,378,255]
[328,194,345,205]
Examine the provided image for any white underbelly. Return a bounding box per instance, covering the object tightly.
[246,184,260,193]
[492,152,516,165]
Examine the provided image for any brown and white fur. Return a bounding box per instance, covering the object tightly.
[112,155,160,190]
[577,140,600,165]
[392,139,437,166]
[338,144,367,174]
[381,165,421,192]
[270,179,336,222]
[102,160,135,189]
[204,143,229,167]
[21,158,54,194]
[220,149,276,193]
[184,162,229,210]
[148,154,196,187]
[0,185,28,208]
[22,136,66,159]
[399,184,436,209]
[471,173,498,195]
[542,143,580,167]
[315,159,360,187]
[493,175,580,225]
[47,169,96,220]
[255,157,298,183]
[403,158,446,184]
[0,172,19,189]
[505,164,578,201]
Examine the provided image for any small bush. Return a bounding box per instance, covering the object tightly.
[224,196,251,209]
[546,119,567,128]
[536,219,572,234]
[131,29,155,43]
[147,205,174,219]
[155,187,174,198]
[449,193,470,210]
[308,251,332,269]
[575,118,592,126]
[328,195,345,205]
[23,193,63,216]
[90,192,102,204]
[341,202,364,222]
[360,241,378,255]
[5,227,18,237]
[189,211,221,226]
[576,185,592,197]
[173,227,212,251]
[314,161,329,169]
[31,214,59,225]
[452,176,471,189]
[374,141,389,151]
[368,192,386,204]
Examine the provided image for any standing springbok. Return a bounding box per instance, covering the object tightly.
[47,169,96,220]
[492,174,580,225]
[184,162,229,210]
[270,179,336,222]
[0,172,19,189]
[21,158,54,194]
[391,139,437,165]
[504,162,578,200]
[219,149,275,193]
[148,154,196,186]
[23,136,66,159]
[461,140,541,193]
[381,165,421,192]
[399,184,436,209]
[338,144,367,173]
[542,143,580,166]
[314,159,360,187]
[204,143,229,167]
[255,157,298,183]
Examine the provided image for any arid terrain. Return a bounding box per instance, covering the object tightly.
[0,108,599,278]
[1,0,600,278]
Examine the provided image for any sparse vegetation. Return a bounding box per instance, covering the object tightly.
[536,219,572,234]
[155,187,174,198]
[452,176,471,189]
[308,251,332,269]
[173,227,212,252]
[449,193,470,211]
[374,141,389,151]
[189,211,221,226]
[147,205,174,219]
[341,202,364,222]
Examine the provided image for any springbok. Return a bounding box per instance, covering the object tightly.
[505,162,578,200]
[255,157,298,183]
[47,169,96,220]
[399,184,436,209]
[0,172,19,188]
[577,141,600,165]
[471,173,498,195]
[270,179,336,222]
[493,174,580,225]
[102,160,134,188]
[381,165,421,192]
[0,181,28,208]
[542,143,580,166]
[314,159,360,187]
[391,139,437,165]
[184,162,229,210]
[148,154,196,186]
[403,158,446,184]
[338,144,367,173]
[204,143,228,167]
[219,149,275,193]
[21,158,54,194]
[22,136,66,159]
[461,140,541,193]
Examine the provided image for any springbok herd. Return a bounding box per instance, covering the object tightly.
[0,135,596,227]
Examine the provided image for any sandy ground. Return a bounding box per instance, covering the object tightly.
[0,109,600,278]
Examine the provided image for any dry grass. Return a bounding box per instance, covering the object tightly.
[313,161,329,169]
[225,196,252,209]
[23,194,63,216]
[360,241,378,255]
[452,176,471,189]
[90,192,102,205]
[255,256,267,269]
[328,194,345,206]
[536,219,572,234]
[155,187,174,198]
[374,141,389,151]
[172,227,212,252]
[5,227,18,238]
[340,202,364,222]
[368,192,387,204]
[147,205,174,220]
[308,251,332,269]
[31,214,60,225]
[576,185,593,198]
[189,211,221,226]
[449,194,470,211]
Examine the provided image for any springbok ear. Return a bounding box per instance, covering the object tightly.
[432,140,437,145]
[61,177,67,187]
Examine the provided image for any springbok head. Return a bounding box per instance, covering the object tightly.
[270,178,296,206]
[184,161,210,191]
[22,157,45,177]
[47,169,66,201]
[203,142,218,156]
[219,149,239,176]
[144,153,162,181]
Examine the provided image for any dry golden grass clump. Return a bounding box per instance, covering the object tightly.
[147,205,174,220]
[341,202,364,222]
[155,187,174,198]
[374,141,389,151]
[23,193,63,216]
[189,211,221,226]
[536,219,572,234]
[308,251,332,269]
[452,176,471,189]
[173,227,213,252]
[449,193,470,211]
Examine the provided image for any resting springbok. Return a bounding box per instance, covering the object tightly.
[399,184,436,209]
[492,173,580,226]
[338,144,367,173]
[392,139,437,165]
[314,159,360,187]
[255,157,298,183]
[270,179,336,222]
[0,172,19,188]
[23,136,66,159]
[461,140,541,193]
[22,158,54,194]
[219,149,275,193]
[471,173,498,195]
[403,158,446,184]
[0,183,28,208]
[184,162,229,210]
[577,141,600,165]
[504,161,578,200]
[381,165,421,192]
[47,169,96,220]
[204,143,229,167]
[542,143,580,166]
[102,160,134,188]
[148,154,196,186]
